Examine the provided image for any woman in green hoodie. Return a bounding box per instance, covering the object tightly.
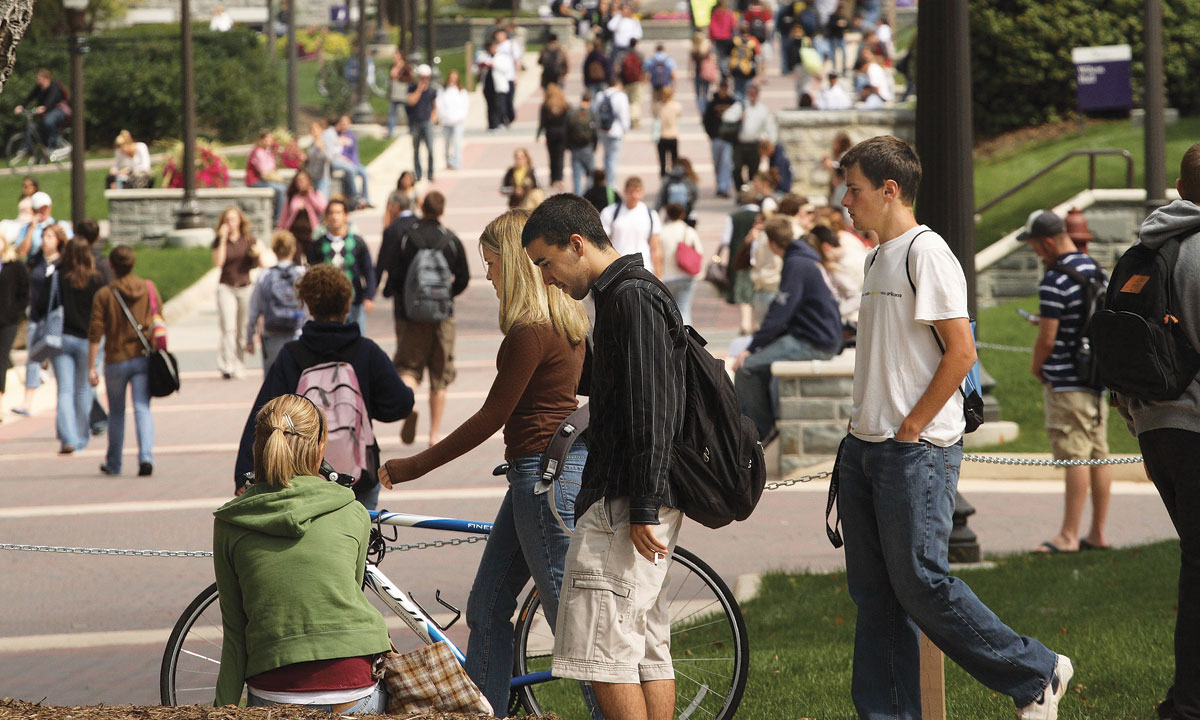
[212,394,393,710]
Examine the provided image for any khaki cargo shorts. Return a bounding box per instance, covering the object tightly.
[1044,385,1109,461]
[392,316,456,390]
[551,496,683,684]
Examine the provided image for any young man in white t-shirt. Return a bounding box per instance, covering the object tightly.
[600,176,662,276]
[835,136,1073,720]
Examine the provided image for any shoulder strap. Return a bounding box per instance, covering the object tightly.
[112,287,153,355]
[540,404,590,485]
[646,204,655,243]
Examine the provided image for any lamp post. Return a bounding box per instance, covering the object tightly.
[286,0,297,133]
[350,0,373,123]
[176,0,205,229]
[64,0,88,226]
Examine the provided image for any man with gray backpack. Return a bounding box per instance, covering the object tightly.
[378,191,470,447]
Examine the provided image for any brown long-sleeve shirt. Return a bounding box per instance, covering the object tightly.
[384,322,584,482]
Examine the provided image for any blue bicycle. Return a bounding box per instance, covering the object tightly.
[159,470,749,719]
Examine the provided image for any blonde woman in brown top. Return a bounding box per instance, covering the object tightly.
[378,209,597,716]
[213,206,263,380]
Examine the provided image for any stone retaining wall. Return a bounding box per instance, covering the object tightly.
[777,109,916,200]
[106,188,274,246]
[772,352,856,475]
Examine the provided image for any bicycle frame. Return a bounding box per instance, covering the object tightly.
[364,510,552,690]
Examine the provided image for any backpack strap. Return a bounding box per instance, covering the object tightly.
[646,204,655,243]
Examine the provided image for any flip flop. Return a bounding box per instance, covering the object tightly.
[1033,541,1078,554]
[1080,539,1111,551]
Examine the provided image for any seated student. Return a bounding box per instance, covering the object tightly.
[234,263,414,510]
[213,394,393,711]
[732,215,842,445]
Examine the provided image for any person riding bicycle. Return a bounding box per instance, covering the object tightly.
[213,393,393,711]
[13,69,70,157]
[377,208,599,716]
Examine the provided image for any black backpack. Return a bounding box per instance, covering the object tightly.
[566,106,596,148]
[1049,260,1108,390]
[606,267,767,529]
[1091,235,1200,401]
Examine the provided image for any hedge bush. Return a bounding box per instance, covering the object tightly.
[2,26,283,149]
[970,0,1200,137]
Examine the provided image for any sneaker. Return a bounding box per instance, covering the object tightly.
[138,462,154,477]
[1017,654,1073,720]
[59,445,75,455]
[100,463,118,475]
[11,407,30,417]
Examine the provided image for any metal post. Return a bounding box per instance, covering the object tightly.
[176,0,205,229]
[425,0,433,71]
[265,0,276,54]
[286,0,297,133]
[351,0,373,122]
[68,8,86,226]
[1144,0,1166,207]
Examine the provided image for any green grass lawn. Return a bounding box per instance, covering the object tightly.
[975,295,1139,454]
[740,541,1177,719]
[126,246,213,303]
[973,117,1200,251]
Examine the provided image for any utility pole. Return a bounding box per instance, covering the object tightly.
[1144,0,1166,207]
[287,0,297,133]
[176,0,205,229]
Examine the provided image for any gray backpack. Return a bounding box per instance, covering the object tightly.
[402,227,455,323]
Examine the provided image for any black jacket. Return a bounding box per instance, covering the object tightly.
[0,260,30,326]
[703,91,737,139]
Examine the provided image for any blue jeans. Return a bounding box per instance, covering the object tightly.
[412,121,435,180]
[443,123,464,170]
[464,441,600,718]
[51,334,91,450]
[24,319,42,390]
[732,75,751,102]
[387,100,405,137]
[25,106,68,151]
[837,435,1056,717]
[710,138,733,195]
[251,179,287,223]
[354,476,380,511]
[330,158,361,205]
[663,276,697,327]
[693,77,711,115]
[104,356,154,473]
[734,334,835,438]
[570,145,595,194]
[601,135,622,187]
[346,302,367,337]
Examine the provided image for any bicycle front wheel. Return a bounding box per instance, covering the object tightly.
[512,546,749,720]
[161,582,227,706]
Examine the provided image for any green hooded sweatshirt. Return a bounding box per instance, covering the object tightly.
[212,475,392,706]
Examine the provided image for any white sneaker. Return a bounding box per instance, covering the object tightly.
[1017,654,1073,720]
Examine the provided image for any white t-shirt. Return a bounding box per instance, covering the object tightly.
[596,87,631,138]
[850,225,968,447]
[607,15,643,48]
[600,200,661,269]
[436,86,470,126]
[866,62,893,102]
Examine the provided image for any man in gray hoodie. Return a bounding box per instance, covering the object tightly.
[1115,141,1200,720]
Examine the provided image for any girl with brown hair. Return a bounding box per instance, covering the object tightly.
[213,206,264,379]
[50,236,106,453]
[537,84,570,191]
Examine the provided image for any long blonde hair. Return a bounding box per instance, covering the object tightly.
[252,395,327,488]
[479,209,589,345]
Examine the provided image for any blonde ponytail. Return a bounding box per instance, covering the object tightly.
[252,395,327,487]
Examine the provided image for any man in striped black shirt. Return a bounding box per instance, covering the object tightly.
[523,193,686,720]
[1021,209,1112,554]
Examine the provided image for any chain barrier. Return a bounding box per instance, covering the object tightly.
[962,454,1143,467]
[765,470,831,490]
[0,543,213,558]
[976,341,1033,353]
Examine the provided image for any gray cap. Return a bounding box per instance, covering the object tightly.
[1016,210,1064,241]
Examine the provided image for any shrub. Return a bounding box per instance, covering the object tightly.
[1,26,284,149]
[970,0,1200,137]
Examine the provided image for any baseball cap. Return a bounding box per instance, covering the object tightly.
[1016,210,1064,241]
[417,64,432,77]
[30,191,51,210]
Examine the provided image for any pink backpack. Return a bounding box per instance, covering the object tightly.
[295,360,375,484]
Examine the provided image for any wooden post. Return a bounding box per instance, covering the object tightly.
[920,633,947,720]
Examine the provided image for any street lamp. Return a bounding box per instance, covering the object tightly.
[64,0,88,227]
[350,0,373,123]
[176,0,205,229]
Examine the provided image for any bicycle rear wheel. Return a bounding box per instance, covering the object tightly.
[160,582,227,706]
[512,546,749,720]
[5,133,31,168]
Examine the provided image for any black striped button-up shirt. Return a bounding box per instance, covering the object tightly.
[579,254,685,525]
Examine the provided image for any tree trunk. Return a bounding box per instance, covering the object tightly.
[0,0,35,95]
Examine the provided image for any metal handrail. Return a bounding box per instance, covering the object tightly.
[975,149,1135,216]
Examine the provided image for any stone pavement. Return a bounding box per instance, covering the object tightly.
[0,39,1177,708]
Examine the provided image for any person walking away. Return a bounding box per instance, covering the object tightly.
[703,80,736,198]
[727,23,760,101]
[245,130,287,224]
[379,209,599,716]
[644,42,676,114]
[308,198,376,337]
[521,194,687,720]
[406,65,438,182]
[1113,141,1200,720]
[618,38,646,129]
[728,83,776,189]
[333,115,374,210]
[0,232,30,420]
[658,203,702,324]
[691,33,718,115]
[106,130,152,189]
[375,190,419,299]
[387,49,413,139]
[501,149,540,210]
[835,135,1072,719]
[14,220,64,417]
[436,69,469,171]
[213,207,264,380]
[654,85,682,178]
[582,36,612,98]
[233,265,414,510]
[537,85,571,192]
[594,77,631,184]
[656,160,699,223]
[538,33,568,88]
[88,245,160,476]
[247,230,307,370]
[215,394,393,711]
[476,38,511,132]
[377,191,469,447]
[566,91,599,195]
[278,168,327,264]
[583,169,622,213]
[50,237,105,454]
[708,0,736,74]
[1018,209,1113,554]
[720,189,760,334]
[600,176,663,277]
